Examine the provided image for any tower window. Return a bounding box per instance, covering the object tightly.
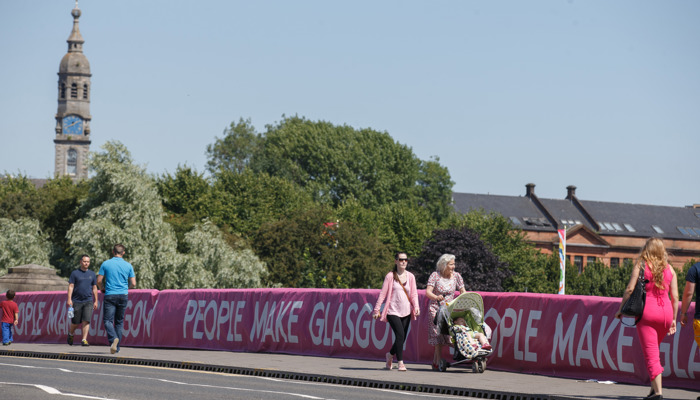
[67,149,78,175]
[71,83,78,99]
[60,82,66,99]
[83,84,89,99]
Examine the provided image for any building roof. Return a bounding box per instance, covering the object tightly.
[452,184,700,242]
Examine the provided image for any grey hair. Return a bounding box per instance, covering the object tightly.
[436,253,456,275]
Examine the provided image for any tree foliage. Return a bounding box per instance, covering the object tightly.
[253,206,390,288]
[0,217,52,275]
[206,118,261,174]
[68,141,266,290]
[412,226,511,291]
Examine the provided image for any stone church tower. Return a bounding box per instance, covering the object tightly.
[54,2,91,179]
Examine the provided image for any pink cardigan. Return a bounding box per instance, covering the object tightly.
[373,271,420,322]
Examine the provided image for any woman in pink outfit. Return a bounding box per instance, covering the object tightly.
[616,238,678,400]
[373,252,420,371]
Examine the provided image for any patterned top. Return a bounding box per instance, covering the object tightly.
[426,271,465,345]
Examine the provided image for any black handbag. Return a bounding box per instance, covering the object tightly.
[620,263,649,326]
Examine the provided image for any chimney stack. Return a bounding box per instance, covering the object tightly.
[525,183,535,197]
[566,185,577,199]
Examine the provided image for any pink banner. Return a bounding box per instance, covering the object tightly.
[6,289,698,390]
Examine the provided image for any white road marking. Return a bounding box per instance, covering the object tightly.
[0,382,118,399]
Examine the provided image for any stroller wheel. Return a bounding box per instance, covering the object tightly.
[438,358,448,372]
[477,359,486,373]
[472,362,479,373]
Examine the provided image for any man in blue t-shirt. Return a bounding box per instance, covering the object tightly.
[97,244,136,354]
[67,255,98,346]
[680,262,700,353]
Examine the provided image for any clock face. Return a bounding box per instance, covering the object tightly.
[62,115,84,135]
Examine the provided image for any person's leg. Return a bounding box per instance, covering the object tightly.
[102,295,117,347]
[433,344,443,365]
[80,302,94,343]
[2,322,10,344]
[694,319,700,348]
[650,372,662,396]
[386,315,403,359]
[113,295,128,352]
[8,323,13,343]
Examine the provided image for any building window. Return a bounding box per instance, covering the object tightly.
[574,256,583,273]
[610,258,620,268]
[67,149,77,175]
[71,83,78,99]
[60,82,66,99]
[587,256,596,265]
[652,225,664,234]
[83,84,89,99]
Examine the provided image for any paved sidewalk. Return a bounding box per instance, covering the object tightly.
[1,343,698,400]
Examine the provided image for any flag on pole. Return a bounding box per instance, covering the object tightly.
[558,228,566,295]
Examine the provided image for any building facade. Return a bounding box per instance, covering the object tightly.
[453,184,700,271]
[54,3,91,180]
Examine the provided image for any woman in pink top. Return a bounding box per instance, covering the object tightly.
[616,238,678,400]
[373,252,420,371]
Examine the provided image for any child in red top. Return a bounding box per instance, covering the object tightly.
[1,290,20,345]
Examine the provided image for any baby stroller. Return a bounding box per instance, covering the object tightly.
[434,292,493,373]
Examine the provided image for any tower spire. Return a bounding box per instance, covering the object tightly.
[54,2,92,180]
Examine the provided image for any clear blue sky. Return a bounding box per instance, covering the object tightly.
[1,1,698,207]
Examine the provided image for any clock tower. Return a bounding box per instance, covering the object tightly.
[54,2,91,179]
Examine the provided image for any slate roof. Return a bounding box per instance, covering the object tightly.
[452,191,700,242]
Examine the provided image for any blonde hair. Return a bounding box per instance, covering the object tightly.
[639,237,668,290]
[436,254,455,275]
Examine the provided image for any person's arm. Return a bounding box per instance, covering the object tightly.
[92,284,99,309]
[615,263,641,318]
[13,310,18,326]
[668,268,679,335]
[128,277,136,289]
[96,274,104,292]
[67,283,74,307]
[680,281,695,327]
[409,274,420,317]
[372,273,391,318]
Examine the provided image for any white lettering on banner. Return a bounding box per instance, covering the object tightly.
[204,300,217,340]
[688,340,700,379]
[661,342,671,377]
[672,325,688,378]
[262,302,276,342]
[616,322,635,373]
[233,301,246,342]
[46,301,63,336]
[596,316,618,371]
[183,300,199,339]
[120,299,156,339]
[355,304,372,349]
[275,302,292,343]
[575,314,597,368]
[17,301,47,336]
[498,308,519,359]
[344,303,358,347]
[371,312,390,349]
[484,308,501,354]
[331,303,344,347]
[287,301,301,344]
[524,310,540,362]
[552,313,577,365]
[217,301,231,341]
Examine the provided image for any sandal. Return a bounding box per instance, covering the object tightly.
[431,362,439,371]
[398,362,407,371]
[385,352,393,370]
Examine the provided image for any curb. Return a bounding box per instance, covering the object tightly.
[1,349,583,400]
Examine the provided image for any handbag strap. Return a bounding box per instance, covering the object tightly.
[393,271,411,303]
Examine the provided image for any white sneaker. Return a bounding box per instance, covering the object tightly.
[110,338,119,354]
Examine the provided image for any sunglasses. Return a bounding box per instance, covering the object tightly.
[397,258,408,262]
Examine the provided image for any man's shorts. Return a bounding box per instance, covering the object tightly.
[694,319,700,348]
[71,301,94,325]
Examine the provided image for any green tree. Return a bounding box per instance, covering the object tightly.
[209,169,314,237]
[67,141,183,289]
[0,218,52,274]
[442,210,553,293]
[412,226,511,291]
[212,115,454,221]
[253,206,390,288]
[206,118,261,174]
[178,220,266,288]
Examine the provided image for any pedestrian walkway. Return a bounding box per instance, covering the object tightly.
[1,343,697,400]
